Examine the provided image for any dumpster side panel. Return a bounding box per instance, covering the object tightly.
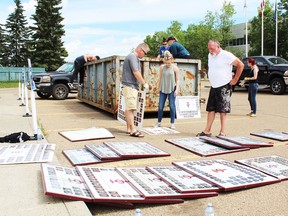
[143,58,201,112]
[78,56,200,115]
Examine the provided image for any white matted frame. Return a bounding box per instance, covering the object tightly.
[175,96,200,119]
[117,84,146,131]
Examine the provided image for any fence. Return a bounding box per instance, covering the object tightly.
[0,67,45,81]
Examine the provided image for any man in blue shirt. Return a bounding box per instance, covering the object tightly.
[167,36,190,59]
[157,38,170,58]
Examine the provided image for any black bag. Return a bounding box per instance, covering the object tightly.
[0,132,30,143]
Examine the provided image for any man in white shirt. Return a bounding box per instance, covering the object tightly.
[197,40,244,137]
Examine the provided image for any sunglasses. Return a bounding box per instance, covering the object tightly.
[163,43,168,45]
[141,48,147,55]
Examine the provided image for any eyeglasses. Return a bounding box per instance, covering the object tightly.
[141,48,147,55]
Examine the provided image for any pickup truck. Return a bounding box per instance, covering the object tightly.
[235,56,288,95]
[32,62,78,100]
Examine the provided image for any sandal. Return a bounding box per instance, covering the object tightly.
[196,131,212,137]
[130,131,144,138]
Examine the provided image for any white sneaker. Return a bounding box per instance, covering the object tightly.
[154,122,161,128]
[170,124,176,129]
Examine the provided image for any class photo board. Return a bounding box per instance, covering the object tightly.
[175,96,201,119]
[41,163,94,202]
[63,141,171,166]
[250,131,288,141]
[85,144,121,160]
[235,155,288,181]
[173,159,280,191]
[62,148,104,166]
[141,127,180,135]
[200,136,248,149]
[117,85,146,131]
[146,165,220,193]
[216,136,273,148]
[116,167,218,199]
[103,141,170,159]
[0,143,55,164]
[58,127,115,142]
[165,137,249,157]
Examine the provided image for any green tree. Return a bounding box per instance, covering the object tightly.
[247,0,288,59]
[5,0,32,67]
[217,0,236,48]
[277,0,288,59]
[0,23,9,66]
[30,0,67,71]
[144,1,236,69]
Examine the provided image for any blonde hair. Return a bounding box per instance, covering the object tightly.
[163,51,173,62]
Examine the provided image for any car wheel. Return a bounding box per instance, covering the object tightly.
[270,78,286,95]
[36,91,52,99]
[52,83,69,100]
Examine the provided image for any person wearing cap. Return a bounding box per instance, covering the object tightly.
[70,55,100,88]
[157,38,170,59]
[167,36,190,59]
[122,42,150,137]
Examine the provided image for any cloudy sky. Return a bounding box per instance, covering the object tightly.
[0,0,267,61]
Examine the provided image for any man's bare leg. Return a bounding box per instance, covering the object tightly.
[203,111,216,134]
[125,109,136,134]
[219,112,227,135]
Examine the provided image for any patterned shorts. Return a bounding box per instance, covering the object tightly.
[206,83,232,113]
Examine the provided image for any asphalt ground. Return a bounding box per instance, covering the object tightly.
[24,80,288,215]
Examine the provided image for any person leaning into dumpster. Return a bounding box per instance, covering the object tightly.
[157,38,170,59]
[70,55,100,87]
[167,36,190,59]
[197,39,244,137]
[122,42,150,137]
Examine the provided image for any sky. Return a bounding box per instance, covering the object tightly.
[0,0,266,62]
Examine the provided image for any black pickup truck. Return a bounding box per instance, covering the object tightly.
[32,62,78,100]
[235,56,288,95]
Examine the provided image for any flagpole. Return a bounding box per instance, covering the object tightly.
[275,0,278,56]
[244,0,248,57]
[261,6,264,56]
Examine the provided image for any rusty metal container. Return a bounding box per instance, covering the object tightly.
[77,55,201,116]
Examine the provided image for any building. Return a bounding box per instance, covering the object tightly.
[228,22,251,56]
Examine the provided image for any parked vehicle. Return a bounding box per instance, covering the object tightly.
[234,56,288,95]
[32,62,78,100]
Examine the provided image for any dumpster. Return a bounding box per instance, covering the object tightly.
[77,55,201,116]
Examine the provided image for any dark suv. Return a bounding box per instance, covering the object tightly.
[235,56,288,95]
[32,62,77,100]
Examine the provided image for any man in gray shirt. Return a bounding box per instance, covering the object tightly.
[122,43,150,137]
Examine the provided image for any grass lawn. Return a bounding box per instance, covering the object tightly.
[0,81,19,88]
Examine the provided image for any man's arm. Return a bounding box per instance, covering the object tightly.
[230,58,244,85]
[133,71,146,85]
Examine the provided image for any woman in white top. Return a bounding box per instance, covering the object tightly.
[154,51,180,129]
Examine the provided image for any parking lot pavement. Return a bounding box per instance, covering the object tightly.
[33,80,288,216]
[0,88,92,216]
[1,79,287,216]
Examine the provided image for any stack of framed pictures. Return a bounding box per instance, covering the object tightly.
[63,141,170,166]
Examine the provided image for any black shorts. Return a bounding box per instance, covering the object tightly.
[206,83,232,113]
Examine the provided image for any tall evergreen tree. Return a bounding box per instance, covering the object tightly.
[30,0,67,71]
[5,0,32,67]
[0,23,9,66]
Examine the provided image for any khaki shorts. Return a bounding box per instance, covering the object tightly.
[122,86,138,110]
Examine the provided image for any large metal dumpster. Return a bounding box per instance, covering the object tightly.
[77,55,201,116]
